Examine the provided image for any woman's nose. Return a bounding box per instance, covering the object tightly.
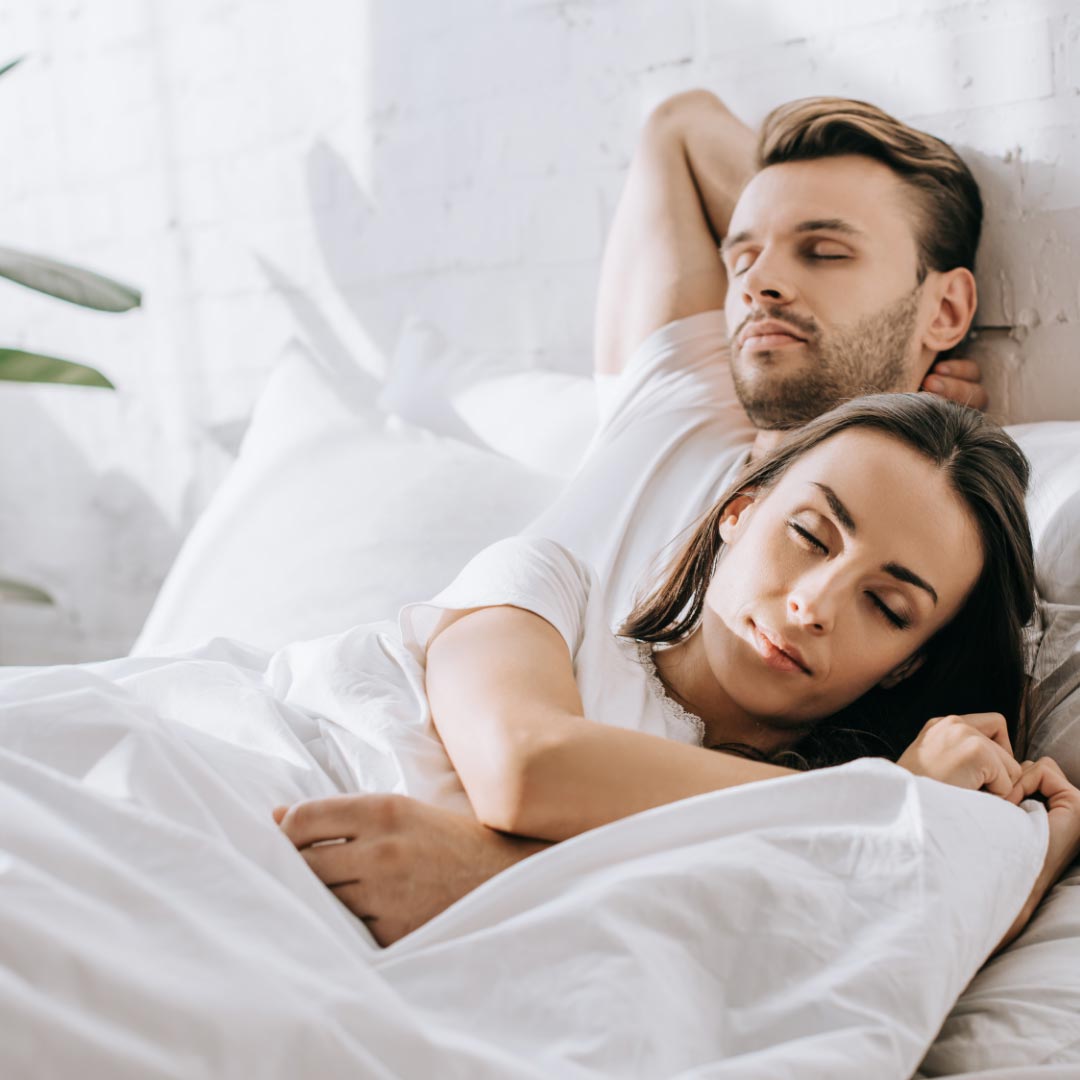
[787,588,836,635]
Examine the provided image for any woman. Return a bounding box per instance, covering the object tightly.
[274,393,1080,945]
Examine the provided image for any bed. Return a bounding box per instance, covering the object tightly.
[4,338,1080,1078]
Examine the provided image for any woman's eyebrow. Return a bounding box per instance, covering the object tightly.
[811,482,939,605]
[811,482,857,534]
[883,562,939,606]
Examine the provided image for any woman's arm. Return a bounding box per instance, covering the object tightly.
[424,605,796,843]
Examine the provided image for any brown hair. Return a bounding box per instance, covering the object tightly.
[758,96,983,280]
[619,393,1035,770]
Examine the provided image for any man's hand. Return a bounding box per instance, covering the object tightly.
[272,794,550,947]
[921,357,989,412]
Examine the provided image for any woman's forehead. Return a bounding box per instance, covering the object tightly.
[778,429,940,497]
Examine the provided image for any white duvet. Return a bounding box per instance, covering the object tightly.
[0,634,1049,1079]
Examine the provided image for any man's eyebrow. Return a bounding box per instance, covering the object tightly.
[793,218,864,238]
[810,482,939,606]
[721,219,864,255]
[720,229,753,254]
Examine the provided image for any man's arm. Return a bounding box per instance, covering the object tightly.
[593,90,756,376]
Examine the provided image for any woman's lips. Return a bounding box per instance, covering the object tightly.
[750,622,812,675]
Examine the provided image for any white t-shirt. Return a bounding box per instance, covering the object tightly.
[402,534,705,747]
[268,534,705,822]
[524,309,755,627]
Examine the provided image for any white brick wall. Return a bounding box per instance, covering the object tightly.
[0,0,1077,663]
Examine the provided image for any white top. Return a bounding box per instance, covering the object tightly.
[267,533,705,823]
[524,308,756,627]
[402,534,706,749]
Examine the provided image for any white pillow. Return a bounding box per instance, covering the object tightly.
[1006,421,1080,606]
[450,371,598,478]
[377,315,599,479]
[131,345,562,655]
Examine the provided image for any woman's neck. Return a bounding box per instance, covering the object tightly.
[649,628,806,757]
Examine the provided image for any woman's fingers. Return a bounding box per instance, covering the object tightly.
[982,742,1023,799]
[989,740,1024,790]
[956,711,1014,756]
[1009,757,1077,805]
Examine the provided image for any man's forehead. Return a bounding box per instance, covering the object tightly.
[729,156,915,239]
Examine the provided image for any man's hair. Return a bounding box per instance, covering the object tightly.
[757,97,983,281]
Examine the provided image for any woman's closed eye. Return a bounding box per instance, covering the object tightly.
[787,519,911,630]
[787,519,827,554]
[868,594,910,630]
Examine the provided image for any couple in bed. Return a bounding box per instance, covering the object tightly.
[272,91,1080,949]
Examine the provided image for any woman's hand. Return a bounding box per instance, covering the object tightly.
[897,712,1023,800]
[994,757,1080,953]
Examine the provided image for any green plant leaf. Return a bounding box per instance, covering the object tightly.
[0,577,53,605]
[0,246,142,311]
[0,348,115,389]
[0,56,25,81]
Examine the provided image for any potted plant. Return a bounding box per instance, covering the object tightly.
[0,55,142,605]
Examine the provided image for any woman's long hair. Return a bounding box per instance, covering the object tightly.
[618,393,1036,770]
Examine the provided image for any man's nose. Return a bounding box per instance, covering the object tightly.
[740,250,796,306]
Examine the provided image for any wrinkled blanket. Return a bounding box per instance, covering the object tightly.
[0,635,1047,1079]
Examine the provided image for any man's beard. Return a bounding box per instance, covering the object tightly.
[729,285,923,430]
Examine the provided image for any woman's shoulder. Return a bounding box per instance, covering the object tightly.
[468,535,600,590]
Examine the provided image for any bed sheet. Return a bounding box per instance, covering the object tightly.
[0,635,1049,1079]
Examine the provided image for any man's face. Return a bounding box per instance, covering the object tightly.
[722,155,931,429]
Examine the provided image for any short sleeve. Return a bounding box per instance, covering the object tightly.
[593,309,745,435]
[398,536,595,663]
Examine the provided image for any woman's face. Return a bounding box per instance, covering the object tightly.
[702,428,984,726]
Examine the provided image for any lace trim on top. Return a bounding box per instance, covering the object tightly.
[632,640,706,746]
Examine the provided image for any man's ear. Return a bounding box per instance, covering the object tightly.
[718,492,757,544]
[921,267,977,354]
[879,651,925,690]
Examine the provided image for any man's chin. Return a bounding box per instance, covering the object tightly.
[737,342,809,368]
[732,376,843,429]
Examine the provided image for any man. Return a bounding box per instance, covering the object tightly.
[274,90,991,946]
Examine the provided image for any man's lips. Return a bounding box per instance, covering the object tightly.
[738,320,808,350]
[750,621,812,675]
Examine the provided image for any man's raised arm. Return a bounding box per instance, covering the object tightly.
[593,90,756,376]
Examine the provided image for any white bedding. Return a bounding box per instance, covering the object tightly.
[0,635,1049,1079]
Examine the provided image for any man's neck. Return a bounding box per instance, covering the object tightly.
[750,428,787,461]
